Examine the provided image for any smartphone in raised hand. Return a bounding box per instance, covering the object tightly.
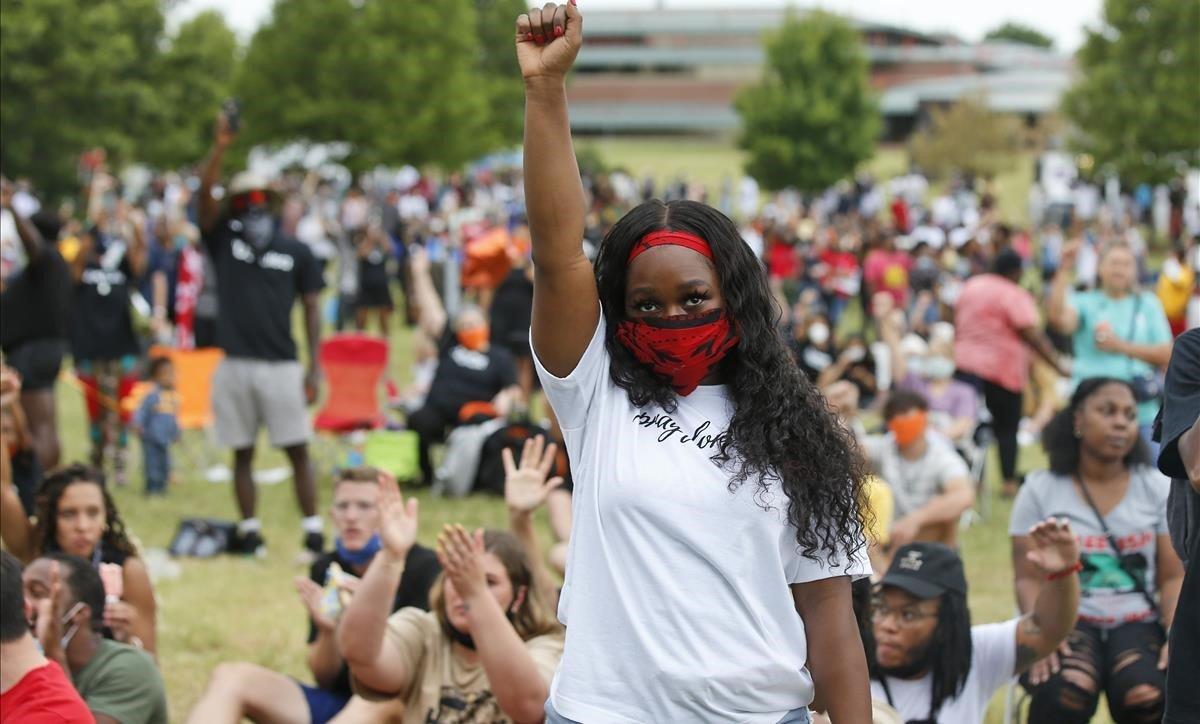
[222,98,241,134]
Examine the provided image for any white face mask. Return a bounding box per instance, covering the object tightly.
[59,601,85,652]
[808,323,830,345]
[924,356,956,380]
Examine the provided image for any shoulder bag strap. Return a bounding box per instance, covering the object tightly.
[1075,474,1160,614]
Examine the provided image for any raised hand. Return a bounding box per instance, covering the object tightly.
[377,471,419,559]
[437,525,488,604]
[103,600,137,644]
[1059,238,1082,269]
[504,435,565,515]
[214,109,238,150]
[34,561,64,656]
[515,2,583,81]
[1024,517,1079,575]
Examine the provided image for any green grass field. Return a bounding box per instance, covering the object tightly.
[584,136,1036,226]
[45,139,1108,722]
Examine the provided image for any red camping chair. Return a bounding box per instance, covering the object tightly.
[314,334,389,434]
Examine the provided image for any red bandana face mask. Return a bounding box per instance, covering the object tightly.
[616,309,739,396]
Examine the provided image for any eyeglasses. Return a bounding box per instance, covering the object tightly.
[332,501,377,515]
[871,599,939,626]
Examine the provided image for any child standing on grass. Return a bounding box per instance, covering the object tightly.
[134,357,179,496]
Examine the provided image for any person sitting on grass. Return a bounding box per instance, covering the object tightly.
[186,467,441,724]
[0,551,92,722]
[868,527,1080,724]
[0,365,42,516]
[23,553,167,724]
[862,391,975,552]
[1010,377,1183,724]
[338,474,563,723]
[0,463,157,655]
[132,355,180,497]
[405,243,523,485]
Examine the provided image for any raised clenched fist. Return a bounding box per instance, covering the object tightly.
[515,2,583,81]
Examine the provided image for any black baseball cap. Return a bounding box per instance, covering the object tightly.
[880,542,967,599]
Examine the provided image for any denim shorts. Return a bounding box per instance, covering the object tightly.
[544,698,812,724]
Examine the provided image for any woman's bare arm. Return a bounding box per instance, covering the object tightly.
[518,3,598,376]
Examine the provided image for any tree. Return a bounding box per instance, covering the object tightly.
[0,0,166,197]
[474,0,528,150]
[235,0,505,173]
[908,95,1022,180]
[1062,0,1200,185]
[983,22,1054,49]
[735,10,879,192]
[140,11,239,170]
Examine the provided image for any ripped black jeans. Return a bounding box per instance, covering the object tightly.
[1022,620,1166,724]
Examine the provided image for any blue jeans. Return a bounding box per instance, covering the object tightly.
[544,698,811,724]
[142,441,170,494]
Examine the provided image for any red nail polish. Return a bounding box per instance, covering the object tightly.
[554,26,564,37]
[524,32,534,41]
[534,34,545,43]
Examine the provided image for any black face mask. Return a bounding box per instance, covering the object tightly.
[241,209,275,250]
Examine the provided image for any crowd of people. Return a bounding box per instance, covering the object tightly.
[1,3,1199,723]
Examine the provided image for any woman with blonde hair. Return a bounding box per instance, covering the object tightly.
[338,475,562,724]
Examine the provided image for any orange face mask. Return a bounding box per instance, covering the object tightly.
[457,326,489,351]
[888,409,927,447]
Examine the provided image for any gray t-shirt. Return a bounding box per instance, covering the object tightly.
[863,432,969,518]
[1010,466,1170,629]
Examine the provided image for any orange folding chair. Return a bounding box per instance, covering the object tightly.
[312,335,390,470]
[314,335,389,433]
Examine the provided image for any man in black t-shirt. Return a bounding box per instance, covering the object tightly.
[0,179,70,470]
[409,304,520,484]
[186,468,440,724]
[197,109,325,557]
[1158,328,1200,723]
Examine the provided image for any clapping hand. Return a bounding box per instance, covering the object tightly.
[377,471,419,560]
[437,524,488,603]
[295,577,337,631]
[504,435,564,516]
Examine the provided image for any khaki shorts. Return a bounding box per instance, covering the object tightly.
[212,358,310,449]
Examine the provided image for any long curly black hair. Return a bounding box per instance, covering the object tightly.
[594,200,868,562]
[1043,377,1151,476]
[33,464,138,561]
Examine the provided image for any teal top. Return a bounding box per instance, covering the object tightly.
[1069,289,1171,425]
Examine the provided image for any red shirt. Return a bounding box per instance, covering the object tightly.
[818,249,861,298]
[767,241,799,280]
[0,660,93,723]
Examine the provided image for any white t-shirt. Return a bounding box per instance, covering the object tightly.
[870,619,1018,724]
[534,317,870,724]
[862,433,969,519]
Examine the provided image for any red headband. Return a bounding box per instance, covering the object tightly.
[627,229,714,264]
[231,189,269,214]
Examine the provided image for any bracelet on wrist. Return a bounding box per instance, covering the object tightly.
[1045,560,1082,581]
